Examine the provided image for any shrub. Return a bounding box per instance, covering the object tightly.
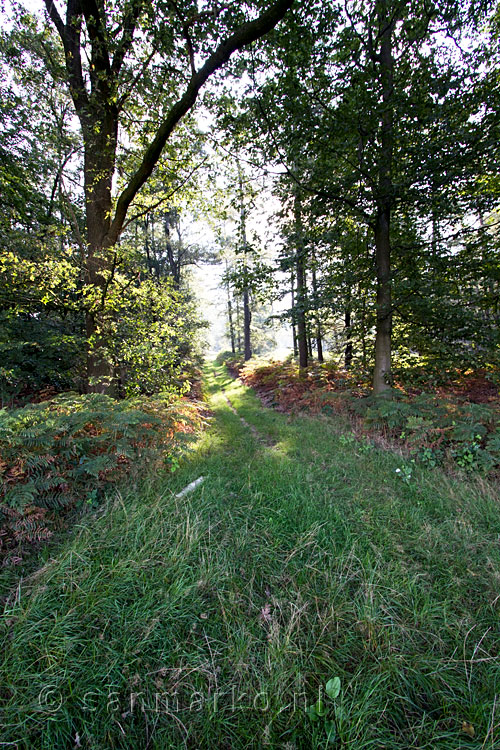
[350,392,500,472]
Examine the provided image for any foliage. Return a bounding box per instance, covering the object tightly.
[231,356,500,475]
[0,25,209,403]
[0,21,85,401]
[353,392,500,471]
[0,313,85,405]
[0,391,205,561]
[224,0,500,389]
[86,273,207,397]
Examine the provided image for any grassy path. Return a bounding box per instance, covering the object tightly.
[1,363,499,749]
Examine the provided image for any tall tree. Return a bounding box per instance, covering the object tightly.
[238,166,253,360]
[242,0,499,389]
[40,0,294,389]
[292,183,308,369]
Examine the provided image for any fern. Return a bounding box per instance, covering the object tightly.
[1,391,204,558]
[485,431,500,456]
[76,454,118,478]
[3,482,37,510]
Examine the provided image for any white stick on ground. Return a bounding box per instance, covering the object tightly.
[175,476,205,499]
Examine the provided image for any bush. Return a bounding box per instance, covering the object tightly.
[351,392,500,472]
[0,313,85,405]
[214,350,238,366]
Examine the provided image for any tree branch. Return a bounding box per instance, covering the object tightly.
[107,0,294,245]
[117,47,157,110]
[44,0,65,39]
[80,0,112,97]
[111,0,144,75]
[121,155,209,230]
[43,0,90,115]
[168,0,197,76]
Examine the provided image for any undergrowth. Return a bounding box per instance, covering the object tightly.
[228,357,500,477]
[0,392,206,564]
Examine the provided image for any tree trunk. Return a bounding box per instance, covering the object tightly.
[83,116,118,393]
[316,330,324,363]
[311,257,323,363]
[372,4,395,396]
[360,283,368,373]
[344,307,353,370]
[294,189,308,370]
[228,298,236,354]
[236,297,242,352]
[165,211,181,287]
[373,208,392,393]
[291,270,298,356]
[225,260,236,354]
[239,167,252,361]
[307,329,313,359]
[243,287,252,361]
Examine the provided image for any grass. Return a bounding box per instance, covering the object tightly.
[1,362,499,749]
[230,356,500,477]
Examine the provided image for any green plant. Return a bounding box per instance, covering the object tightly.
[416,446,442,468]
[338,433,357,446]
[395,464,413,484]
[451,434,483,471]
[306,676,343,743]
[0,392,204,558]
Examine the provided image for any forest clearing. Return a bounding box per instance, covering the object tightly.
[1,0,500,747]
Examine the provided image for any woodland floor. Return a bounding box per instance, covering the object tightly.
[1,362,499,749]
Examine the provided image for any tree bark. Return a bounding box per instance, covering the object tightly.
[311,256,323,363]
[344,307,353,370]
[243,287,252,361]
[293,189,308,370]
[307,329,313,359]
[360,282,368,373]
[291,270,298,356]
[239,167,252,361]
[228,298,236,354]
[372,3,395,395]
[225,260,236,354]
[83,113,119,393]
[235,297,242,352]
[373,208,392,393]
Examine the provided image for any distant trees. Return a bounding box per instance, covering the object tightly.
[2,0,499,397]
[236,0,500,389]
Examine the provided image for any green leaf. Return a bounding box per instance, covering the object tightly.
[325,677,341,700]
[306,705,319,722]
[325,720,337,743]
[315,699,327,716]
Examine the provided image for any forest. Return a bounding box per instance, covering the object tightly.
[1,0,500,748]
